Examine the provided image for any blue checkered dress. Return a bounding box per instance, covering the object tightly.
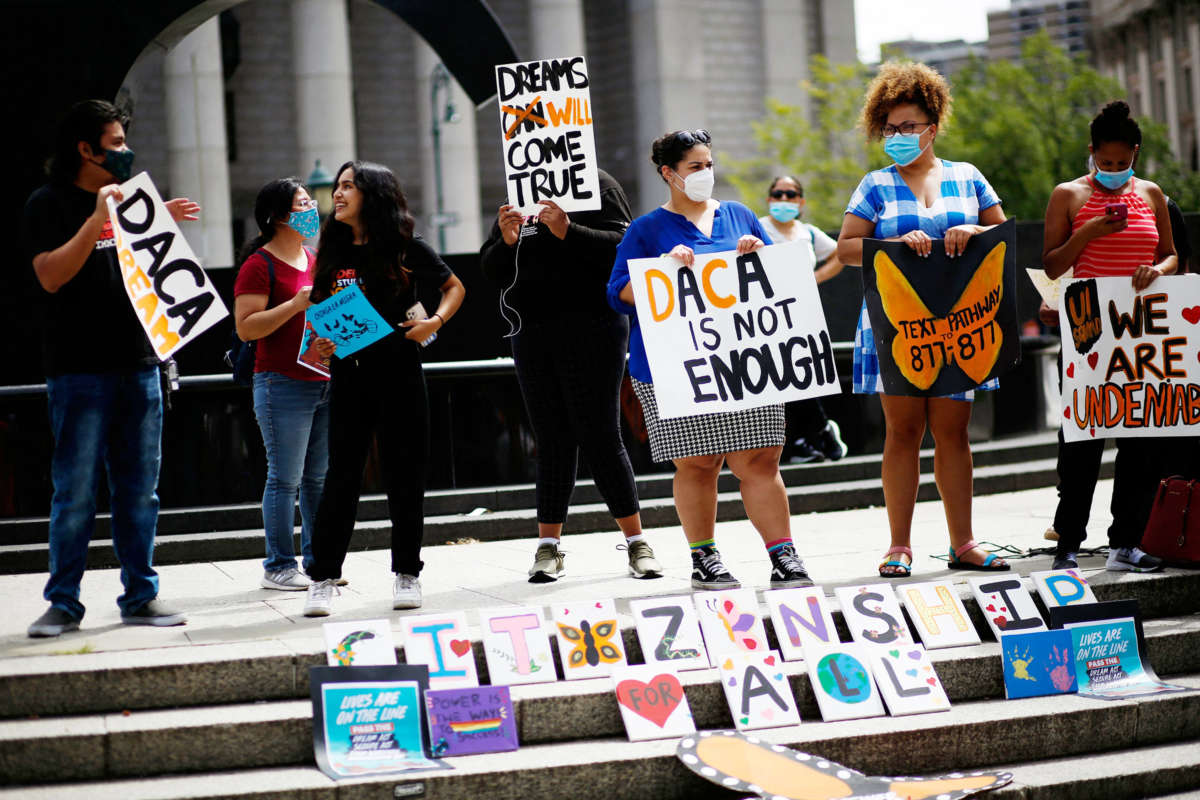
[846,159,1002,400]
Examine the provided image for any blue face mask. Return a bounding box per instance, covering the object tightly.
[768,202,801,223]
[884,132,928,167]
[286,206,320,238]
[1094,166,1134,191]
[97,147,135,182]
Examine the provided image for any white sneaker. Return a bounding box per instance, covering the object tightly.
[393,574,422,610]
[303,579,339,616]
[261,568,311,591]
[1106,547,1164,573]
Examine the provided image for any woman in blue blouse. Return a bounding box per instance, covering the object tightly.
[836,62,1009,577]
[607,129,813,591]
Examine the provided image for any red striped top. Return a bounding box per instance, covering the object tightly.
[1071,177,1159,278]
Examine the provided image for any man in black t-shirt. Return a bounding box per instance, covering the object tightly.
[22,100,200,637]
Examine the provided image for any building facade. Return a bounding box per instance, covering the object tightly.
[878,38,989,77]
[119,0,858,266]
[987,0,1091,61]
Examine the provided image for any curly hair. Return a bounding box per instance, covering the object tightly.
[1090,100,1141,149]
[860,61,952,141]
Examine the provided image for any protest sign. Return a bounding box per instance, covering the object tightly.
[398,612,479,690]
[612,664,697,742]
[968,576,1047,641]
[551,600,626,680]
[309,665,441,780]
[479,606,556,686]
[297,319,332,377]
[628,595,710,672]
[1058,275,1200,441]
[999,629,1076,699]
[494,56,599,213]
[868,644,951,716]
[763,587,839,661]
[628,241,840,419]
[862,219,1019,396]
[425,686,518,757]
[1031,568,1097,608]
[305,284,392,358]
[717,651,801,731]
[694,590,769,667]
[322,619,397,666]
[106,171,228,360]
[895,581,980,649]
[803,642,886,722]
[834,584,914,645]
[1066,618,1187,699]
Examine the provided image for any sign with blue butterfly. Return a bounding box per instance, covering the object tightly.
[862,218,1019,396]
[306,284,393,358]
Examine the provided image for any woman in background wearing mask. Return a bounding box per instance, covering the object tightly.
[1040,100,1177,573]
[607,129,814,591]
[836,62,1008,578]
[758,175,848,464]
[233,178,335,591]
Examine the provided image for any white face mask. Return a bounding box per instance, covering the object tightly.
[673,167,715,202]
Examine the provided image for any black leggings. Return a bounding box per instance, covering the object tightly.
[511,312,640,524]
[308,352,428,579]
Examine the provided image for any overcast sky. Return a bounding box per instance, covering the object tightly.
[854,0,1013,63]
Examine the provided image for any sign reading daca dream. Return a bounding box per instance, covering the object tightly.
[1059,275,1200,442]
[105,171,228,360]
[627,241,840,419]
[494,56,599,213]
[862,218,1020,397]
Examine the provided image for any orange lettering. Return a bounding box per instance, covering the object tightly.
[701,259,735,309]
[645,269,674,322]
[134,291,158,323]
[147,313,180,356]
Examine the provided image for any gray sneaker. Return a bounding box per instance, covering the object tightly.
[261,568,311,591]
[121,599,187,627]
[393,574,422,610]
[1106,547,1164,573]
[528,542,565,583]
[303,579,339,617]
[27,607,80,638]
[621,539,663,579]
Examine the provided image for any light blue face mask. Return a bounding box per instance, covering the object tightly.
[884,131,929,167]
[286,206,320,238]
[1094,166,1134,191]
[768,201,801,223]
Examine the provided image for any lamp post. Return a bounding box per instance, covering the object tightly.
[307,159,335,219]
[429,62,461,253]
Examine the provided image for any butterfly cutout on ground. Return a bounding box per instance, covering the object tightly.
[677,730,1011,800]
[874,240,1006,390]
[557,619,622,667]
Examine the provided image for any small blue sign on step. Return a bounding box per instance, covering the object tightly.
[1000,629,1077,699]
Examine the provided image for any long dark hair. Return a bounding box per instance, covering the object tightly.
[237,177,306,266]
[48,99,126,185]
[313,160,414,301]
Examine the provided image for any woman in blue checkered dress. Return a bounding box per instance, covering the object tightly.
[836,62,1009,578]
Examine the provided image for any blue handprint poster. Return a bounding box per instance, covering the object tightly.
[306,284,392,357]
[1000,629,1077,699]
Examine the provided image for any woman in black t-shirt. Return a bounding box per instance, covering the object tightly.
[302,161,465,616]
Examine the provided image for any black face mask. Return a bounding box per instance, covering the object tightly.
[94,147,136,182]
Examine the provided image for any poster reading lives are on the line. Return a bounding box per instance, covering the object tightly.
[862,218,1020,397]
[494,56,600,213]
[1058,274,1200,442]
[628,241,840,419]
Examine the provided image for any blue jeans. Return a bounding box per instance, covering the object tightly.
[45,367,163,619]
[252,372,330,572]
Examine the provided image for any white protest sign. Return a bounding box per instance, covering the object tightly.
[628,241,839,419]
[1059,275,1200,441]
[495,56,599,213]
[106,171,228,360]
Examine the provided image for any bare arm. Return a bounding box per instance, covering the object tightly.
[234,289,312,342]
[32,185,123,293]
[401,273,466,342]
[835,213,876,267]
[1131,185,1178,291]
[814,254,845,284]
[1042,184,1124,279]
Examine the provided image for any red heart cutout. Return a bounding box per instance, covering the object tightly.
[765,655,776,666]
[595,602,603,609]
[985,604,996,612]
[1183,306,1200,324]
[993,616,1008,629]
[926,677,938,687]
[1066,363,1075,378]
[616,675,684,727]
[723,600,735,613]
[1090,427,1096,437]
[1087,352,1099,370]
[1064,407,1071,419]
[1000,607,1007,613]
[449,639,471,657]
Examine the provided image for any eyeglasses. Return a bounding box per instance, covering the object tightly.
[674,129,711,147]
[882,121,932,138]
[770,190,800,199]
[294,197,319,211]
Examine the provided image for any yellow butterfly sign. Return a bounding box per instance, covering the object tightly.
[863,220,1019,395]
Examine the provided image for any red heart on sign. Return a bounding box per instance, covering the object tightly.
[1087,352,1099,370]
[449,639,471,657]
[926,677,938,687]
[985,604,996,612]
[1066,363,1075,378]
[616,674,685,728]
[765,655,776,666]
[993,616,1008,629]
[723,600,735,614]
[1183,306,1200,324]
[1090,427,1096,437]
[1064,407,1071,419]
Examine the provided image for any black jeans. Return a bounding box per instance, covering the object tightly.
[511,312,640,524]
[308,350,428,579]
[786,398,830,442]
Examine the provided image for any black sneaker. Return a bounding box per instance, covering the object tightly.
[691,545,740,590]
[1052,552,1078,570]
[787,439,824,464]
[769,543,814,588]
[120,599,187,627]
[27,607,80,638]
[813,421,848,461]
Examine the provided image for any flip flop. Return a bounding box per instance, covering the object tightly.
[878,545,913,578]
[948,539,1010,571]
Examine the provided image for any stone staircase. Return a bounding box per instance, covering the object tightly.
[2,569,1198,799]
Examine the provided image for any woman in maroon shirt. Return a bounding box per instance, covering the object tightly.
[233,178,335,591]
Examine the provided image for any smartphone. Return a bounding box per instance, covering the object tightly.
[405,302,437,348]
[1105,202,1128,221]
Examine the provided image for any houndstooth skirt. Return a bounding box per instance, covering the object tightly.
[631,379,785,463]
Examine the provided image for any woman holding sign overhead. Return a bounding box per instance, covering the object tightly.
[836,61,1008,577]
[607,129,814,591]
[302,161,464,617]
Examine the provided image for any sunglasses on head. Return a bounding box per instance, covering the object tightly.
[674,129,711,147]
[770,190,800,199]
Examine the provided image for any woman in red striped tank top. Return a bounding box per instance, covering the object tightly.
[1041,100,1178,573]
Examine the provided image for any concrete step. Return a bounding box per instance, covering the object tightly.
[2,675,1198,797]
[0,432,1062,546]
[0,445,1110,575]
